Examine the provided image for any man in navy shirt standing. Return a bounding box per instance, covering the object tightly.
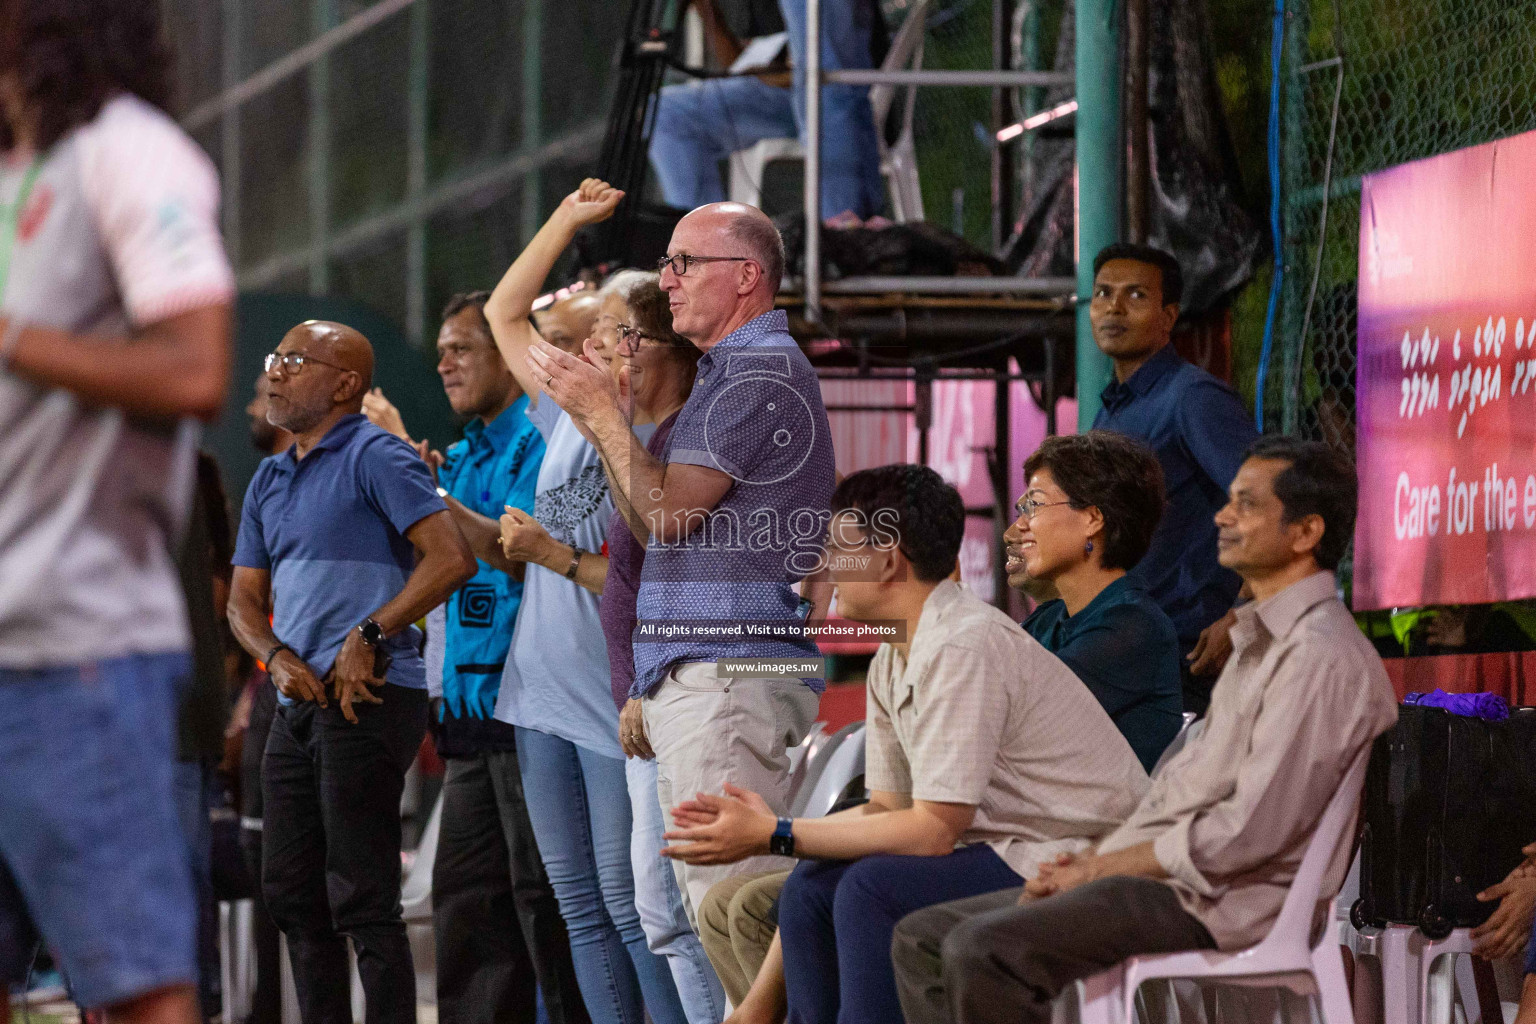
[1089,244,1257,713]
[229,320,475,1024]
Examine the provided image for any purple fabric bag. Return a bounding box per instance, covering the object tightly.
[1403,688,1510,721]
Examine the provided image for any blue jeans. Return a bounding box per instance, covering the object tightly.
[778,845,1023,1024]
[625,756,726,1024]
[0,653,196,1009]
[648,0,884,220]
[516,727,687,1024]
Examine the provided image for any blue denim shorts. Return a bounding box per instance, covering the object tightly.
[0,653,197,1008]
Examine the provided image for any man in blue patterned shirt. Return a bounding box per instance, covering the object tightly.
[533,200,835,923]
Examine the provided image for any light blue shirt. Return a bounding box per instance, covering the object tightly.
[492,397,654,758]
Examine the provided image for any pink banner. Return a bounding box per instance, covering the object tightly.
[1354,129,1536,610]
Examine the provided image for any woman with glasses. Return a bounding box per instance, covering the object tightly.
[1007,430,1184,772]
[475,180,696,1024]
[498,273,730,1024]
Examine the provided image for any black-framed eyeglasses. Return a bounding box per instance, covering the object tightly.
[615,323,666,352]
[264,351,353,377]
[1013,496,1074,520]
[655,254,757,277]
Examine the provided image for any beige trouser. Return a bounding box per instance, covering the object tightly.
[698,870,791,1005]
[641,661,820,927]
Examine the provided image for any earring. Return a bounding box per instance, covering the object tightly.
[1085,539,1094,555]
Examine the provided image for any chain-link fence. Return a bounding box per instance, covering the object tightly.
[1273,0,1536,447]
[163,0,625,348]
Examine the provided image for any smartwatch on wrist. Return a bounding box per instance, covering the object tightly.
[358,618,386,647]
[769,816,796,857]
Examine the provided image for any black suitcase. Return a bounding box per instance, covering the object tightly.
[1352,703,1536,938]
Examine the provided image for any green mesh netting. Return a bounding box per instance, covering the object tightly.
[1274,0,1536,448]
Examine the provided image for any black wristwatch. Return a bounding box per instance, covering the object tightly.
[358,618,387,647]
[265,642,294,667]
[769,816,796,857]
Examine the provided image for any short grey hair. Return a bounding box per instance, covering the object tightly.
[725,215,785,295]
[599,268,659,303]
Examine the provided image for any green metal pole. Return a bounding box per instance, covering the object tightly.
[1074,0,1122,431]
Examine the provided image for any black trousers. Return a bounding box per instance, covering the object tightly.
[433,750,589,1024]
[263,685,427,1024]
[241,678,282,1024]
[892,877,1216,1024]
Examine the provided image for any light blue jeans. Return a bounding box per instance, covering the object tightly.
[648,0,884,219]
[516,726,688,1024]
[625,756,727,1024]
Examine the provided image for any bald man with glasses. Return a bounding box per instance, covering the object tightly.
[228,320,476,1024]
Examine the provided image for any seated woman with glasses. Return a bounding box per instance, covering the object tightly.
[1009,430,1185,772]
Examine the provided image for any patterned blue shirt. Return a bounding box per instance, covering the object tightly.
[1094,344,1256,647]
[438,396,545,722]
[633,309,836,697]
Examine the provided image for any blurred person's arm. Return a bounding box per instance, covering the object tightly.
[483,180,624,406]
[4,304,230,420]
[4,109,235,419]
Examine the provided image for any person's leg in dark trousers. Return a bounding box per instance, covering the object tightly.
[241,680,282,1024]
[778,848,1023,1024]
[487,748,588,1024]
[434,753,533,1024]
[776,859,853,1024]
[262,702,351,1024]
[892,876,1217,1024]
[315,685,427,1024]
[434,751,587,1024]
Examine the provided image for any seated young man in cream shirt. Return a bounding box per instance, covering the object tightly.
[658,463,1148,1024]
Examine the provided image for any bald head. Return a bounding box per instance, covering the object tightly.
[534,292,602,354]
[682,203,785,295]
[266,320,376,437]
[660,203,785,348]
[295,320,374,392]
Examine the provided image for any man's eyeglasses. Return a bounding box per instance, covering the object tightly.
[655,254,757,277]
[264,351,352,377]
[1013,496,1074,520]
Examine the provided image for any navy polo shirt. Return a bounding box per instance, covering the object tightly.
[233,414,447,703]
[1021,576,1184,773]
[1094,344,1257,648]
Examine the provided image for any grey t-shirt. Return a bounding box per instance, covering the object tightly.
[492,396,654,758]
[0,94,235,668]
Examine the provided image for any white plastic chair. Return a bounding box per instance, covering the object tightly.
[1071,748,1372,1024]
[1345,923,1497,1024]
[728,0,929,221]
[784,720,829,811]
[799,723,866,819]
[401,786,446,923]
[219,899,256,1024]
[790,719,861,816]
[1150,712,1202,777]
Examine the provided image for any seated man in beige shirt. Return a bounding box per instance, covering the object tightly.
[891,436,1400,1024]
[658,463,1149,1024]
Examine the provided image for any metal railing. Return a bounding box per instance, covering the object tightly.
[801,0,1077,323]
